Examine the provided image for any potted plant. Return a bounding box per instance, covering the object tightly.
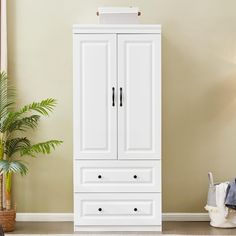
[0,71,62,231]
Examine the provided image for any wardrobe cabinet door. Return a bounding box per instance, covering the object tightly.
[118,34,161,159]
[73,34,117,159]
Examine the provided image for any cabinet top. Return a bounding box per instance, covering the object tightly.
[73,24,161,34]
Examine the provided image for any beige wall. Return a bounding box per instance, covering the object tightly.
[7,0,236,213]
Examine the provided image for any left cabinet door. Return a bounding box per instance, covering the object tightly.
[73,34,117,159]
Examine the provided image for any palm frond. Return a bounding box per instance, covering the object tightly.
[1,112,17,133]
[1,98,56,133]
[0,72,15,132]
[7,115,40,132]
[18,98,57,116]
[0,72,15,113]
[20,140,62,157]
[0,160,28,176]
[5,137,31,158]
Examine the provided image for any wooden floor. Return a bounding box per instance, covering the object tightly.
[6,221,236,235]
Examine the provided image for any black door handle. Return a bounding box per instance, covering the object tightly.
[112,87,115,106]
[120,87,123,107]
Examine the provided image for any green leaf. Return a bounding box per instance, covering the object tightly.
[7,115,40,132]
[2,98,57,133]
[5,137,31,158]
[0,160,28,176]
[20,140,62,157]
[0,72,15,132]
[18,98,57,116]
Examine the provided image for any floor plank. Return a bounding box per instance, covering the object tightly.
[6,221,236,235]
[163,221,236,235]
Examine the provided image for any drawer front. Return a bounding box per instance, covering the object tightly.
[74,160,161,192]
[74,193,161,226]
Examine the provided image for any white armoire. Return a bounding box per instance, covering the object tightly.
[73,24,162,231]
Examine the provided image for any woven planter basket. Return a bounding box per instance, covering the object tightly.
[0,209,16,232]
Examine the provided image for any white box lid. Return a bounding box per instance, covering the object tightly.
[98,7,139,15]
[97,7,140,24]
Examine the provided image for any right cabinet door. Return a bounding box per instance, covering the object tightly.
[118,34,161,159]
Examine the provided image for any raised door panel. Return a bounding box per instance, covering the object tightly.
[118,34,161,159]
[73,34,117,159]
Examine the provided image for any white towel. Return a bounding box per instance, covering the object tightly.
[215,182,229,218]
[205,204,218,212]
[205,181,236,228]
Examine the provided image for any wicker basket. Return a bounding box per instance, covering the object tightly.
[0,209,16,232]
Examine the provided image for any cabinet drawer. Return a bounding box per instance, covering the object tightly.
[74,193,161,226]
[74,161,161,192]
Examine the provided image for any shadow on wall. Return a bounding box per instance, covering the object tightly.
[163,35,236,155]
[205,75,236,124]
[162,34,236,212]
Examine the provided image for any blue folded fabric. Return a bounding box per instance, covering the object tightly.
[225,179,236,210]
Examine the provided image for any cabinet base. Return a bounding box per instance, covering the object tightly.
[74,225,162,232]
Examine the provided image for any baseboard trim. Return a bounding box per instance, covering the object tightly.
[16,213,210,222]
[74,225,162,231]
[16,213,74,222]
[162,213,210,221]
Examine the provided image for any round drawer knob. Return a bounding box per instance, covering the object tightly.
[98,208,102,212]
[133,175,137,179]
[98,175,102,179]
[134,208,138,212]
